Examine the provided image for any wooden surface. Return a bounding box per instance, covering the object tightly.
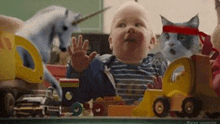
[1,116,219,124]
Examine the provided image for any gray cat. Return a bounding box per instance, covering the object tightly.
[159,15,201,64]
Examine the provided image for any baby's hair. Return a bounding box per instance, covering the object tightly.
[110,1,154,35]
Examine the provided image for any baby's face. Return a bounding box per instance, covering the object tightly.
[108,5,155,64]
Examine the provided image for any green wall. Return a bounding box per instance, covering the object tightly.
[0,0,103,33]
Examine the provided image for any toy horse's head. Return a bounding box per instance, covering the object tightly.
[55,7,110,52]
[55,10,81,52]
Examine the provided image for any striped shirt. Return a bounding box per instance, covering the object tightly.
[110,55,165,104]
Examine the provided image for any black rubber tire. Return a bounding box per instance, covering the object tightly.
[153,97,170,117]
[182,97,202,118]
[0,92,15,117]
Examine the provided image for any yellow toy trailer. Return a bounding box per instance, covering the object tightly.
[132,54,220,118]
[0,31,43,117]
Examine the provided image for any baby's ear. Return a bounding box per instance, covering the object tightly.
[149,36,157,50]
[108,36,113,50]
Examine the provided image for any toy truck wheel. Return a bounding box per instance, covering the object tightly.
[182,97,202,118]
[92,103,104,116]
[0,92,15,117]
[153,97,170,117]
[71,102,83,116]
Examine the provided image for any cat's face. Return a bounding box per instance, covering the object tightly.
[159,15,200,63]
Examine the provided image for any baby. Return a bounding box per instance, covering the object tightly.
[67,1,167,104]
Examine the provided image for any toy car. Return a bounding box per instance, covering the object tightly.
[14,91,61,117]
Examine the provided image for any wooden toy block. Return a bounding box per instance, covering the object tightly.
[108,105,136,116]
[92,96,125,116]
[59,78,79,88]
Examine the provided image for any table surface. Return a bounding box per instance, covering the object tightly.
[1,116,220,124]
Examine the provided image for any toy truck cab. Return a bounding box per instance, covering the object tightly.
[132,54,219,118]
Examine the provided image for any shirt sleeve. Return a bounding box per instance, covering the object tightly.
[65,61,93,103]
[66,62,83,78]
[151,52,168,76]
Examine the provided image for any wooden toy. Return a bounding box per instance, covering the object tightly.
[108,105,136,116]
[0,31,44,117]
[44,64,92,116]
[43,64,80,107]
[132,54,220,118]
[92,96,125,116]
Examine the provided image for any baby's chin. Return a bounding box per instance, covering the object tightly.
[115,54,146,64]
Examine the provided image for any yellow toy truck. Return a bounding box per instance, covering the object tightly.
[0,31,43,117]
[132,54,220,118]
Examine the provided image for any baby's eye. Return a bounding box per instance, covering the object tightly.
[135,23,142,27]
[178,34,186,41]
[164,33,170,40]
[118,23,126,28]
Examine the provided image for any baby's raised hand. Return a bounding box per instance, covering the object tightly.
[68,35,97,72]
[147,75,162,89]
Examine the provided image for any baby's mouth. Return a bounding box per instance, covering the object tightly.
[170,49,176,55]
[124,38,136,42]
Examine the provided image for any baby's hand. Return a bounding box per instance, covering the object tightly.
[147,75,162,89]
[68,35,97,72]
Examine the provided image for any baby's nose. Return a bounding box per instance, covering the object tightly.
[127,27,135,33]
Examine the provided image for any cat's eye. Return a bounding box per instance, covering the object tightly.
[178,35,186,41]
[63,26,68,31]
[164,33,170,40]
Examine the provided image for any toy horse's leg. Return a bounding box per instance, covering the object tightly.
[43,64,62,101]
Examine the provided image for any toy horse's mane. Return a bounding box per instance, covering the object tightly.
[31,5,67,19]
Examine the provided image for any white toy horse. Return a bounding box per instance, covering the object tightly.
[16,5,110,100]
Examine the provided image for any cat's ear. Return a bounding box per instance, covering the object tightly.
[160,15,173,26]
[188,14,199,28]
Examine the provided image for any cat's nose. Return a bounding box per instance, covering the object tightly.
[127,27,135,33]
[169,43,175,47]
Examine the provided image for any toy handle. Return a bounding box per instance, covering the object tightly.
[15,35,43,83]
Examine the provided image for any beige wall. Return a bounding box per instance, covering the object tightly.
[103,0,217,35]
[103,0,217,53]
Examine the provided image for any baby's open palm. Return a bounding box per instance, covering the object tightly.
[68,35,97,72]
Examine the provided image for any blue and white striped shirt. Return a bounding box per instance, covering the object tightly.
[110,55,166,104]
